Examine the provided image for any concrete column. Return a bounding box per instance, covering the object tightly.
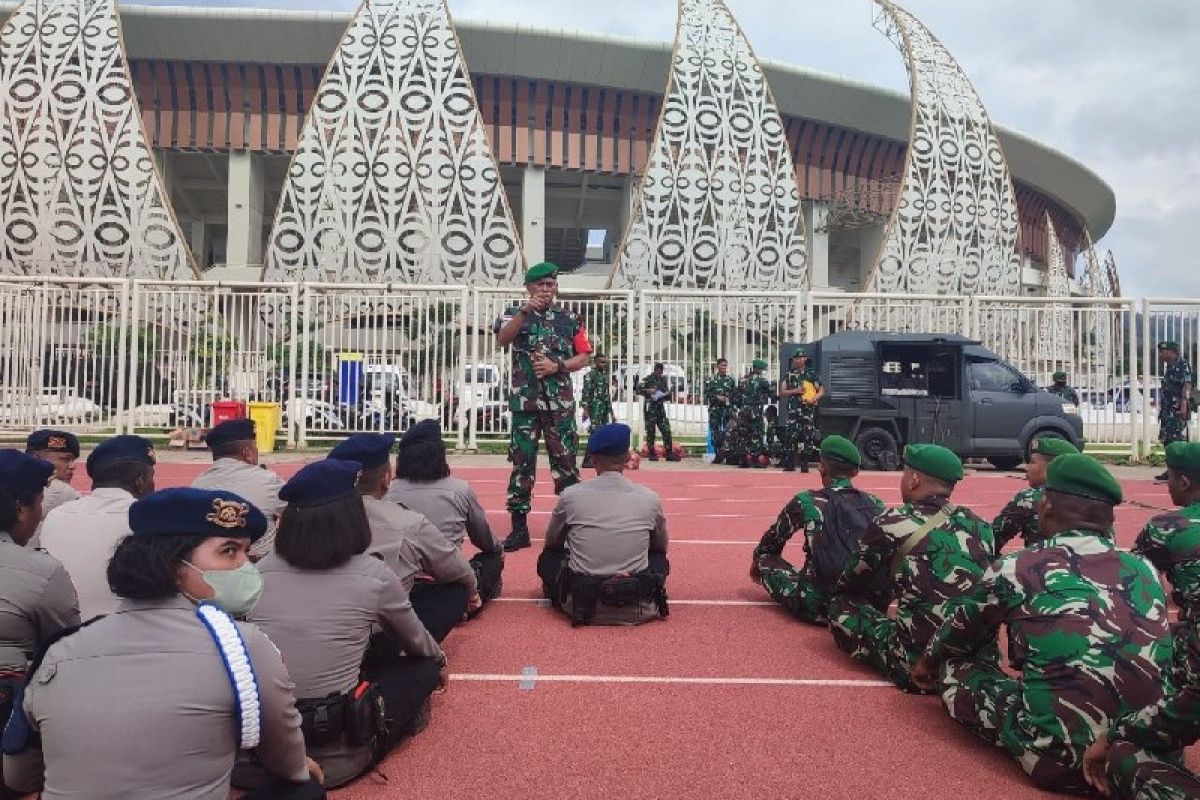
[803,200,830,289]
[521,166,546,265]
[190,221,210,270]
[227,151,265,268]
[859,225,886,290]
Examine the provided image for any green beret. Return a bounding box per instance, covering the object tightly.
[1032,436,1080,459]
[1052,371,1067,381]
[1158,341,1181,353]
[904,443,963,483]
[524,262,559,283]
[1045,454,1123,505]
[751,359,768,370]
[819,435,860,467]
[791,347,808,359]
[1166,442,1200,473]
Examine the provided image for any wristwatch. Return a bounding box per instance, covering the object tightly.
[553,357,566,374]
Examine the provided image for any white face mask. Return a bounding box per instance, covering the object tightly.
[182,561,263,618]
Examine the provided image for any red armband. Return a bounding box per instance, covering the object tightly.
[573,325,592,355]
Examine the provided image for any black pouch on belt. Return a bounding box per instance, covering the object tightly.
[345,681,387,747]
[297,693,348,748]
[598,576,642,607]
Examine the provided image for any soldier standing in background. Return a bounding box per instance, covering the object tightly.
[778,347,824,473]
[640,363,680,462]
[738,359,775,469]
[1157,341,1195,481]
[493,262,592,551]
[1047,371,1080,406]
[580,352,614,469]
[704,358,737,459]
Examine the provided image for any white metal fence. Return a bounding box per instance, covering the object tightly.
[0,275,1195,459]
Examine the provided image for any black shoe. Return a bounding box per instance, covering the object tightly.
[666,453,681,462]
[405,697,432,736]
[503,513,531,551]
[738,458,750,469]
[800,459,810,474]
[648,454,659,462]
[582,456,594,469]
[1155,471,1170,482]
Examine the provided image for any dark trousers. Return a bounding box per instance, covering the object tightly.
[410,581,469,642]
[362,654,441,754]
[242,777,327,800]
[470,551,504,603]
[537,549,670,606]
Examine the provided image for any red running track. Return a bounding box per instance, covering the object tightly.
[101,461,1187,799]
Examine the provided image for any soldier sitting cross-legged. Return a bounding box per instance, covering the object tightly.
[828,444,996,692]
[912,455,1173,793]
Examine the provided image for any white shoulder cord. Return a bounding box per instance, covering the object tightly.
[196,602,262,750]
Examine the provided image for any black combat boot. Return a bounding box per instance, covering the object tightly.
[502,512,531,552]
[782,455,795,472]
[582,453,594,469]
[648,448,659,462]
[1155,471,1170,482]
[800,454,810,474]
[666,446,681,462]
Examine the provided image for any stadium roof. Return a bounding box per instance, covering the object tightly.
[0,3,1116,237]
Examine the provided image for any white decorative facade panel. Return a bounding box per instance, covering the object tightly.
[608,0,806,290]
[0,0,196,279]
[263,0,522,285]
[865,0,1021,296]
[1042,213,1072,364]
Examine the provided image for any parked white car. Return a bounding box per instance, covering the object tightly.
[0,388,102,423]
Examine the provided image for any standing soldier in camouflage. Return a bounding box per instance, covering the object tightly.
[705,358,737,458]
[993,435,1079,550]
[1133,441,1200,690]
[1157,341,1196,481]
[580,352,614,469]
[778,347,824,473]
[494,262,592,551]
[640,363,680,462]
[913,455,1173,793]
[751,436,885,624]
[829,444,995,692]
[738,359,775,469]
[1047,371,1080,406]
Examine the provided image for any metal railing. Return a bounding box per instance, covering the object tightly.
[0,275,1193,459]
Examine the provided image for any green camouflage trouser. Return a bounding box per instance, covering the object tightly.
[781,408,818,462]
[757,561,827,624]
[645,404,673,450]
[744,409,766,458]
[507,408,579,514]
[1160,408,1188,445]
[827,595,923,692]
[1108,741,1195,800]
[709,406,731,452]
[939,657,1086,792]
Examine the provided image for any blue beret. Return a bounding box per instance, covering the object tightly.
[280,459,362,508]
[329,433,395,470]
[206,419,256,449]
[129,488,267,541]
[400,419,442,447]
[0,449,54,501]
[26,429,80,457]
[587,423,632,456]
[86,435,156,477]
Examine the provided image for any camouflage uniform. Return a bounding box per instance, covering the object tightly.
[1047,384,1080,406]
[1134,502,1200,689]
[640,373,673,453]
[704,374,737,454]
[780,367,821,467]
[752,478,885,624]
[926,529,1173,792]
[581,367,613,429]
[992,486,1045,550]
[829,497,996,692]
[738,373,775,461]
[1160,356,1196,446]
[495,305,590,514]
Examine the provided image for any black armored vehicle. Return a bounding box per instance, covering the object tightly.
[782,331,1084,471]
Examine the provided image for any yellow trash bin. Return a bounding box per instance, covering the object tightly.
[247,401,282,453]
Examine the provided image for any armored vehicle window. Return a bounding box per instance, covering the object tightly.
[968,360,1022,393]
[879,344,957,399]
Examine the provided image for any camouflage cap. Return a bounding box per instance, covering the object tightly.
[1045,453,1123,506]
[524,262,559,283]
[790,347,808,359]
[1158,340,1181,353]
[1052,371,1067,381]
[1032,436,1080,460]
[904,443,963,483]
[751,359,768,370]
[1166,442,1200,473]
[819,435,860,467]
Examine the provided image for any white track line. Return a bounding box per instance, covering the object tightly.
[512,537,759,544]
[492,597,774,607]
[451,673,893,687]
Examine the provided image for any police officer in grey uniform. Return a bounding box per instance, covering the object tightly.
[331,433,476,641]
[537,423,670,626]
[384,420,504,600]
[24,430,81,542]
[192,419,286,558]
[0,450,80,798]
[39,435,156,620]
[245,460,445,790]
[3,487,325,800]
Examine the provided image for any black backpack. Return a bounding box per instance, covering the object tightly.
[810,488,885,594]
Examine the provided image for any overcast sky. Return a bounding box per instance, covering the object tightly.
[149,0,1199,297]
